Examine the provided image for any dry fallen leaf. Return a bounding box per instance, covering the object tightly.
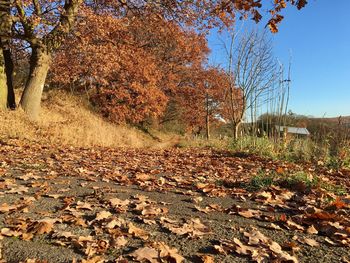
[141,205,168,217]
[105,218,125,229]
[109,198,130,207]
[269,241,283,254]
[198,255,215,263]
[306,225,318,235]
[238,209,260,219]
[81,256,105,263]
[155,242,184,263]
[130,247,159,263]
[128,223,149,240]
[29,221,54,234]
[162,218,211,238]
[0,228,21,237]
[95,211,112,221]
[0,203,12,213]
[233,237,255,255]
[112,236,128,248]
[303,238,319,247]
[324,237,337,245]
[192,196,203,203]
[286,220,304,231]
[76,201,93,211]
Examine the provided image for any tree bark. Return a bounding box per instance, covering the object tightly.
[1,43,15,109]
[0,0,15,110]
[20,45,51,120]
[233,121,241,140]
[205,92,210,140]
[0,51,7,110]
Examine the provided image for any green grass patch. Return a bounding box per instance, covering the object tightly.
[249,172,276,190]
[247,170,345,195]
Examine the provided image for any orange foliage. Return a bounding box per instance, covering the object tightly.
[51,9,214,124]
[52,11,168,123]
[48,0,307,124]
[175,67,230,132]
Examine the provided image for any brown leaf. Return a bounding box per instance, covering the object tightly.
[269,241,283,254]
[29,221,54,234]
[95,211,112,221]
[198,255,215,263]
[22,232,34,241]
[75,201,93,211]
[128,223,149,240]
[81,256,105,263]
[109,198,130,207]
[0,203,11,213]
[286,220,304,231]
[233,238,254,255]
[306,225,318,235]
[130,247,159,263]
[112,236,128,248]
[0,228,21,237]
[154,242,184,263]
[238,209,260,219]
[302,238,319,247]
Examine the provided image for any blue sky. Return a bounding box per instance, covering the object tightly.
[207,0,350,118]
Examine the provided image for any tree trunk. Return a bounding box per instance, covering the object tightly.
[233,121,241,140]
[0,0,15,109]
[20,45,51,120]
[205,93,210,140]
[0,52,7,110]
[2,43,15,109]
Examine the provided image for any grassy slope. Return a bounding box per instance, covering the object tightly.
[0,90,177,148]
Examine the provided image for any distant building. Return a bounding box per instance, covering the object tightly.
[275,125,310,138]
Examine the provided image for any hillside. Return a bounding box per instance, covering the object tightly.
[0,90,177,149]
[310,116,350,124]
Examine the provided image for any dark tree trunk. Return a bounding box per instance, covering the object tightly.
[0,0,15,109]
[1,42,15,109]
[205,93,210,140]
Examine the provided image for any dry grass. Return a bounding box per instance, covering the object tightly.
[176,136,231,149]
[0,90,172,148]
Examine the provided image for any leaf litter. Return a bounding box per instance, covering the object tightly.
[0,139,349,262]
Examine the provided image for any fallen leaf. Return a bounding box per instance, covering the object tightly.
[155,242,184,263]
[95,211,112,221]
[81,256,105,263]
[76,201,93,211]
[128,223,149,240]
[130,247,158,263]
[238,209,260,219]
[303,238,319,247]
[306,225,318,235]
[198,254,215,263]
[29,221,54,234]
[112,236,128,248]
[286,220,304,231]
[1,228,21,237]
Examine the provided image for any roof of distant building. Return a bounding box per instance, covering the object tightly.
[275,125,310,135]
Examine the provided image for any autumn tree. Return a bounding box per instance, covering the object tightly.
[50,11,210,124]
[0,0,82,119]
[173,67,229,136]
[0,0,306,120]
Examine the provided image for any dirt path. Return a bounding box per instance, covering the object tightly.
[0,140,349,263]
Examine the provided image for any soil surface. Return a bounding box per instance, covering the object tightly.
[0,139,349,263]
